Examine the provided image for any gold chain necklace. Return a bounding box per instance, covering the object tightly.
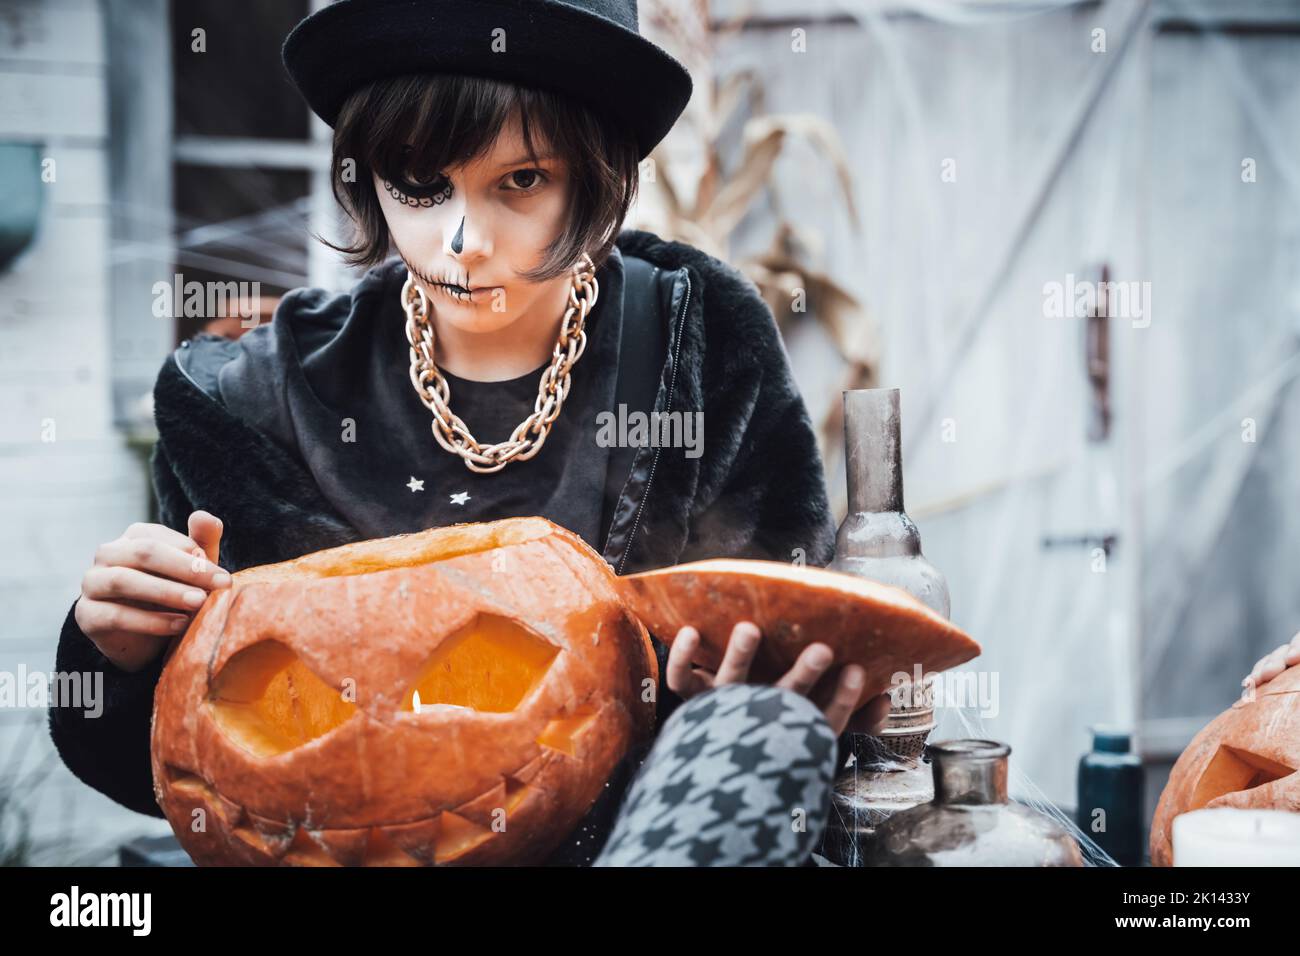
[402,253,598,474]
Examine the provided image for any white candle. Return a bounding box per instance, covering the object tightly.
[1173,808,1300,866]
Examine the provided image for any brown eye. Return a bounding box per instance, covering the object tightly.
[505,169,546,192]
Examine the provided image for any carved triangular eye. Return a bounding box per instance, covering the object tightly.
[405,613,558,713]
[209,641,357,757]
[1190,744,1296,809]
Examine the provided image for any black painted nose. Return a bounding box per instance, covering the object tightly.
[451,216,464,254]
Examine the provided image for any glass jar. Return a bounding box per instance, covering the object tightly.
[819,388,950,865]
[865,739,1084,866]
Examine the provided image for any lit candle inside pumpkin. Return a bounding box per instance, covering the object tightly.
[1173,808,1300,866]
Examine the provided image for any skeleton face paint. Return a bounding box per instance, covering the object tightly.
[374,112,572,338]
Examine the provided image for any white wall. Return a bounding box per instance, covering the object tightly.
[0,0,173,863]
[713,0,1300,813]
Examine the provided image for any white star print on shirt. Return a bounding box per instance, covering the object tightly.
[449,491,471,505]
[406,476,425,492]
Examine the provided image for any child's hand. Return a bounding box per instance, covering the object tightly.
[75,510,229,673]
[1240,630,1300,703]
[666,621,892,736]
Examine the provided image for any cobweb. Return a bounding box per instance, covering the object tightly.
[946,706,1118,867]
[824,714,1119,867]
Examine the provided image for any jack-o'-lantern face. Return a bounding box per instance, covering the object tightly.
[151,518,657,866]
[1150,666,1300,866]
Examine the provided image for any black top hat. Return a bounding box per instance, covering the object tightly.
[282,0,693,160]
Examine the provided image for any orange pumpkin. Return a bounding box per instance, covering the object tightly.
[1150,665,1300,866]
[151,517,658,866]
[616,559,980,709]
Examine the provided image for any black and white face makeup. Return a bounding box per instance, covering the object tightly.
[375,112,574,337]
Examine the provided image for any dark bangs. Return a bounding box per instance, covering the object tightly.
[328,73,641,282]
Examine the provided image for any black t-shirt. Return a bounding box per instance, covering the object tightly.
[217,248,630,553]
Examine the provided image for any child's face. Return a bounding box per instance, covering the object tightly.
[375,113,573,336]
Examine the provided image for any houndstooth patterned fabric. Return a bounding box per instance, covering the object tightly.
[593,683,839,866]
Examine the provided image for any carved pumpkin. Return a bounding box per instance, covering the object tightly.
[151,517,657,866]
[616,559,980,709]
[1150,665,1300,866]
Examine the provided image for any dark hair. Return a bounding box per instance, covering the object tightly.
[328,73,641,282]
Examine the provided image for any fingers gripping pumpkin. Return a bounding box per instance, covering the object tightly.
[150,517,658,866]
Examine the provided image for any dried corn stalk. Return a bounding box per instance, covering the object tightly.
[638,0,880,465]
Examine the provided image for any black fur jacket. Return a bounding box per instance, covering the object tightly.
[47,228,838,865]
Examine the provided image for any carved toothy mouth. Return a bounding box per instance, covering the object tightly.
[160,761,542,866]
[161,697,600,866]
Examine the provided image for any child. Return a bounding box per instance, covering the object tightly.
[50,0,888,866]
